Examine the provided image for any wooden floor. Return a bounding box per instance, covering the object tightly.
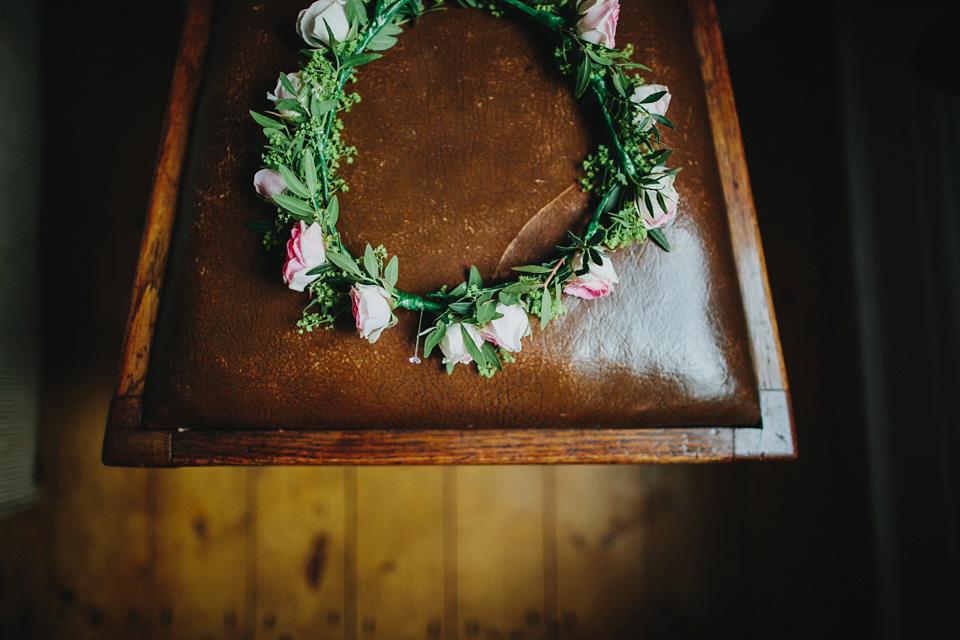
[1,371,753,640]
[4,353,760,640]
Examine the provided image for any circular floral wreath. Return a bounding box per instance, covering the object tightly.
[249,0,679,377]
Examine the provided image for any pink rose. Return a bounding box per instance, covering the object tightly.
[576,0,620,49]
[439,323,484,365]
[636,166,679,229]
[480,304,531,353]
[563,252,620,300]
[254,168,287,204]
[267,72,302,117]
[630,83,672,123]
[296,0,351,48]
[282,221,326,292]
[350,284,395,343]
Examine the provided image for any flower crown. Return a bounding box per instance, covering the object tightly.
[250,0,679,376]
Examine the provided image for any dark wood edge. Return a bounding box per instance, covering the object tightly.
[114,0,214,400]
[103,0,213,466]
[103,396,172,467]
[165,427,734,466]
[689,0,797,459]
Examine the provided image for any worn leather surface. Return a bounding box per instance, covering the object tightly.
[143,0,761,430]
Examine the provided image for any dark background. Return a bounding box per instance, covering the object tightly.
[6,0,960,637]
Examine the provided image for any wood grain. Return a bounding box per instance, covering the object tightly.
[168,428,736,466]
[356,468,446,639]
[254,468,347,640]
[555,466,646,639]
[47,380,153,640]
[152,468,252,640]
[456,467,549,640]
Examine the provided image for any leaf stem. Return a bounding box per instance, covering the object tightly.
[542,257,566,290]
[499,0,565,29]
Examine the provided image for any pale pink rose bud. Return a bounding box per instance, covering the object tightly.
[267,72,302,117]
[636,166,680,229]
[254,168,287,204]
[350,284,395,344]
[282,221,327,292]
[630,83,672,123]
[439,323,484,365]
[576,0,620,49]
[563,252,620,300]
[296,0,351,48]
[480,304,532,353]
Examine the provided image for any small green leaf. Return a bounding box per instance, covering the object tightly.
[460,324,486,367]
[251,110,284,130]
[611,71,627,98]
[498,291,520,306]
[446,361,456,375]
[584,48,613,65]
[511,265,553,274]
[599,183,623,215]
[278,165,309,199]
[326,250,362,276]
[651,113,675,129]
[310,97,338,121]
[481,342,503,371]
[363,244,378,278]
[575,56,592,98]
[502,282,540,294]
[341,52,382,70]
[476,299,498,324]
[279,73,297,95]
[424,323,447,358]
[649,227,671,252]
[637,90,667,104]
[656,191,669,216]
[274,98,303,113]
[367,33,398,51]
[345,0,368,26]
[448,301,473,315]
[384,255,398,286]
[326,195,339,227]
[448,282,468,298]
[303,152,318,197]
[305,263,332,276]
[272,194,316,221]
[540,287,551,330]
[468,266,482,289]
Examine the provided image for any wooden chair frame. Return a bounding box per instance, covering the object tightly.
[102,0,795,466]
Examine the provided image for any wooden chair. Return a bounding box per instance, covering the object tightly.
[103,0,794,466]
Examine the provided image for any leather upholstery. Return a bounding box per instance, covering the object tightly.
[143,0,760,430]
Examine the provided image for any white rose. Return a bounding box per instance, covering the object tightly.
[267,72,302,118]
[636,166,679,229]
[350,284,395,343]
[253,168,287,204]
[439,323,484,365]
[630,83,672,126]
[480,304,532,353]
[296,0,351,48]
[563,252,620,300]
[576,0,620,49]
